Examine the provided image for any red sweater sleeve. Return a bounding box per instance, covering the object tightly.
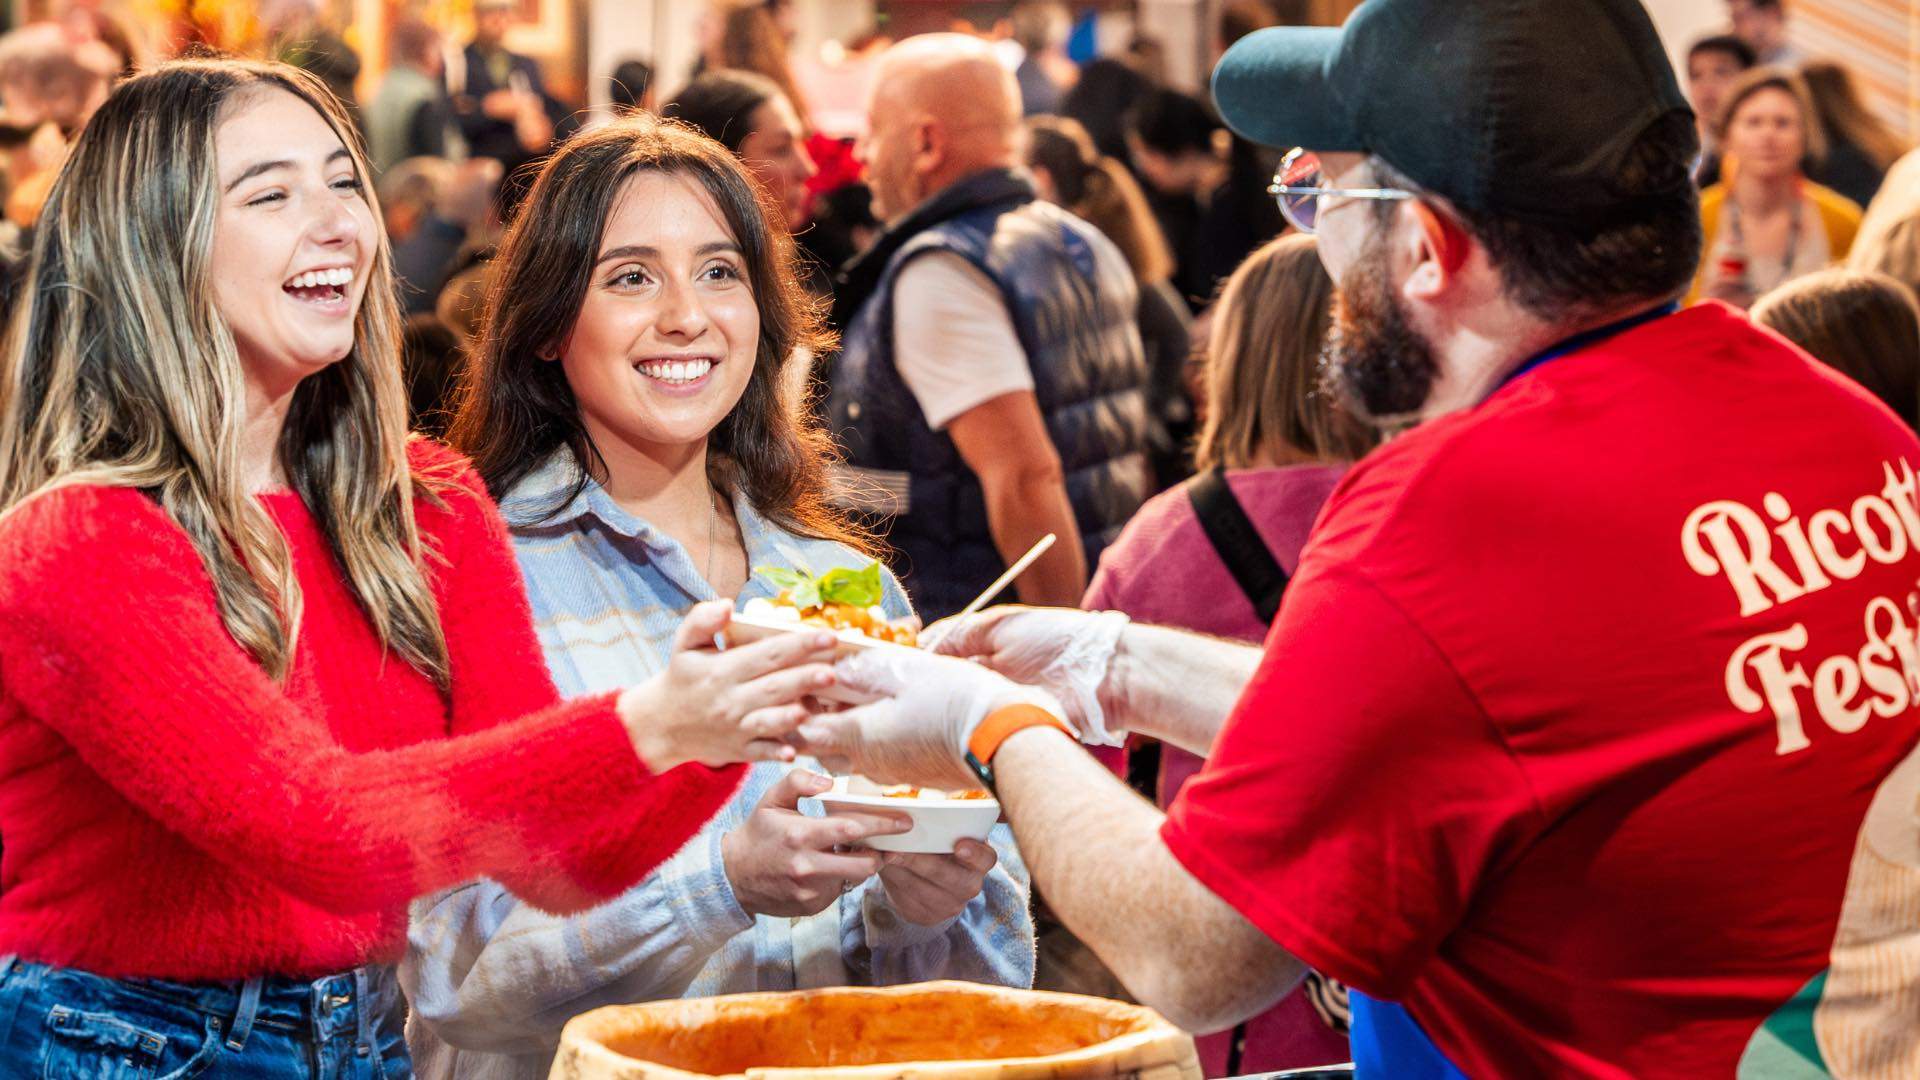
[414,441,592,740]
[0,481,738,916]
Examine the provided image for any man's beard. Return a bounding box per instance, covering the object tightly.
[1320,243,1441,433]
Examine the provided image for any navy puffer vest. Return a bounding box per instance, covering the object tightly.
[828,169,1152,619]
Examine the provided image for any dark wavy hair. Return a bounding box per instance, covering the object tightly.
[447,114,862,549]
[663,69,783,155]
[1025,115,1173,285]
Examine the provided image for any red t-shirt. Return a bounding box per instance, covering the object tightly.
[1161,303,1920,1077]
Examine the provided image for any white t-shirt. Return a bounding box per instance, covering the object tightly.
[889,252,1036,430]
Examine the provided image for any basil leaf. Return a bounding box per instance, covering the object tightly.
[754,566,809,591]
[815,567,856,603]
[817,563,883,608]
[855,561,883,603]
[791,580,822,610]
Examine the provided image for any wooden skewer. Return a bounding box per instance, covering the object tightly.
[922,533,1057,651]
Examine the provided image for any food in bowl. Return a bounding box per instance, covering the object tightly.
[741,563,918,646]
[805,776,1002,854]
[879,784,992,801]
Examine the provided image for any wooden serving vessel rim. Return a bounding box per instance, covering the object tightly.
[554,980,1188,1080]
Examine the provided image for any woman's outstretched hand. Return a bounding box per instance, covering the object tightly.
[616,601,840,771]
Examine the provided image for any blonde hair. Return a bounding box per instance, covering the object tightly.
[1850,213,1920,300]
[1718,66,1827,168]
[0,59,452,689]
[1195,234,1375,471]
[1752,268,1920,431]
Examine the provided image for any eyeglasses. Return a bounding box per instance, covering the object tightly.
[1268,148,1415,234]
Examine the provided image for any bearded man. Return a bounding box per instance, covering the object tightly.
[800,0,1920,1076]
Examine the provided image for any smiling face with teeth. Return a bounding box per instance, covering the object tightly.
[558,170,760,464]
[209,86,376,403]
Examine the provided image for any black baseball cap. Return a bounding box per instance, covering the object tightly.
[1211,0,1694,228]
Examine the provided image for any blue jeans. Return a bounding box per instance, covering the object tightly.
[0,955,410,1078]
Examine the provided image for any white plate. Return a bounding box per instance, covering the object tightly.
[802,776,1001,854]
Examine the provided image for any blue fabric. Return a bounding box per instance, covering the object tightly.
[1349,990,1470,1080]
[829,168,1153,618]
[0,956,406,1079]
[492,449,922,696]
[401,452,1035,1080]
[1067,11,1099,64]
[1016,56,1063,116]
[453,44,550,167]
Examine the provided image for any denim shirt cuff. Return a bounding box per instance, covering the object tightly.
[665,828,754,948]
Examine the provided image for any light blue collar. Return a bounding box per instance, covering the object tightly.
[501,449,841,599]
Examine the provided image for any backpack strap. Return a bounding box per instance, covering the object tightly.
[1186,465,1290,625]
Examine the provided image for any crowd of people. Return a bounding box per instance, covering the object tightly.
[1683,0,1920,390]
[1,0,1919,1077]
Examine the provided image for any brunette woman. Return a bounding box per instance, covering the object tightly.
[407,115,1032,1080]
[665,70,816,234]
[0,60,834,1077]
[663,69,832,309]
[703,1,872,265]
[1803,60,1909,208]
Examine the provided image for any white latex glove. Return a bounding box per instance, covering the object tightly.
[798,647,1067,791]
[922,606,1129,746]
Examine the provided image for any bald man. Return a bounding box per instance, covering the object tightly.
[827,34,1151,620]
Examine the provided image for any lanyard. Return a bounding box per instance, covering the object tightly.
[1726,195,1804,288]
[1496,301,1680,391]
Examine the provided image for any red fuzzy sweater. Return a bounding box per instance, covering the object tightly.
[0,441,743,980]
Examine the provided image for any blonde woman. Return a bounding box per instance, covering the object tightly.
[1695,67,1863,308]
[0,60,834,1077]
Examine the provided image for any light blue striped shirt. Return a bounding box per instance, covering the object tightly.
[402,452,1034,1080]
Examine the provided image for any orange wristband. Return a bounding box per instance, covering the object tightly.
[967,704,1074,766]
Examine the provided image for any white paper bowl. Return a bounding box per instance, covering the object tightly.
[803,777,1002,854]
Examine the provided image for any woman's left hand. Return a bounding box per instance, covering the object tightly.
[876,839,998,926]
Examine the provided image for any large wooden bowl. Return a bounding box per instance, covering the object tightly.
[548,981,1201,1080]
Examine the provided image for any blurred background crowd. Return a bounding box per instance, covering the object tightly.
[4,1,1920,1072]
[0,0,1345,456]
[0,1,1917,445]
